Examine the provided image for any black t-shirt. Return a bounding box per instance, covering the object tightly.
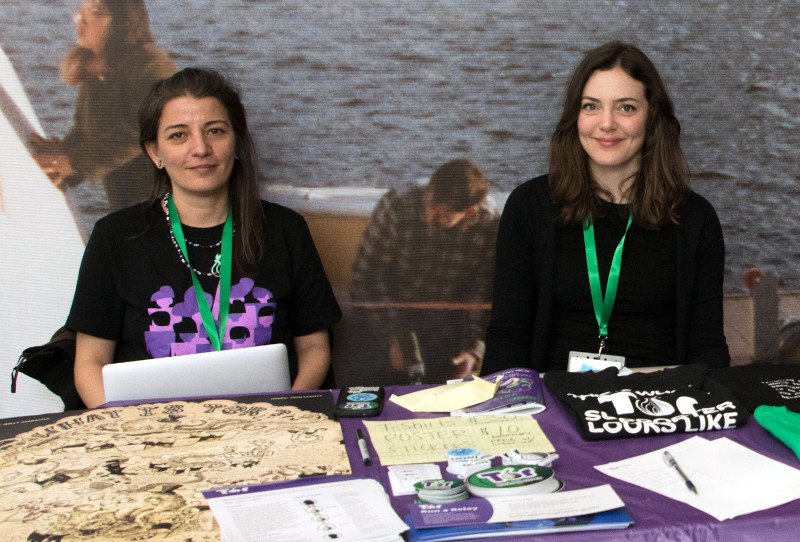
[66,200,342,383]
[544,364,749,441]
[709,363,800,413]
[549,204,677,369]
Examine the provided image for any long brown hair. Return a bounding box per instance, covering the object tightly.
[102,0,156,65]
[139,67,264,277]
[64,0,157,82]
[549,41,689,227]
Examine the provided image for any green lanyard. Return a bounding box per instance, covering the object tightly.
[582,214,633,354]
[167,194,233,351]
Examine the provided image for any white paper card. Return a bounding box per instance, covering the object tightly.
[387,463,442,496]
[567,351,625,372]
[483,484,625,523]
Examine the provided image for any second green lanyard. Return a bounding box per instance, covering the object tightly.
[583,214,633,353]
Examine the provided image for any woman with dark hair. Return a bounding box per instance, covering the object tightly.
[33,0,175,214]
[482,41,729,374]
[67,67,341,408]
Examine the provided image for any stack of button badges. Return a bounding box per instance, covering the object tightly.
[414,478,470,503]
[465,465,563,498]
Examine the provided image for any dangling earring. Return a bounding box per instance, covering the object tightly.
[234,153,239,160]
[157,160,163,169]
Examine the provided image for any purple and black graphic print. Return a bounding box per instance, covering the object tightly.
[145,277,275,357]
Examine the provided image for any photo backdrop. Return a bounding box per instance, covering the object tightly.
[1,1,798,416]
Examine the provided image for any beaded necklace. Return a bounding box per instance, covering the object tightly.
[166,192,233,352]
[162,193,233,277]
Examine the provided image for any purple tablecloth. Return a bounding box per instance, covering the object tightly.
[339,385,800,541]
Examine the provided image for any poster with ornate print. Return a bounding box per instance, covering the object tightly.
[0,392,350,541]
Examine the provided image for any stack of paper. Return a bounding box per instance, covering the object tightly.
[405,485,632,541]
[389,376,500,412]
[451,367,546,416]
[595,436,800,521]
[204,478,408,541]
[405,508,632,542]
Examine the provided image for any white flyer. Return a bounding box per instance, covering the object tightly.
[595,436,800,521]
[205,478,407,541]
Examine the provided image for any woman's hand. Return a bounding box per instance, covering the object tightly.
[34,153,74,188]
[451,351,480,379]
[451,340,485,379]
[61,47,104,86]
[30,134,75,188]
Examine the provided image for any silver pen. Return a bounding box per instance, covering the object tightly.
[663,450,698,495]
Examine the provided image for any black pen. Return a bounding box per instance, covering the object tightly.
[663,450,697,495]
[356,428,371,466]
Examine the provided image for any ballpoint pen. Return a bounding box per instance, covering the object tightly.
[663,450,697,495]
[357,428,372,466]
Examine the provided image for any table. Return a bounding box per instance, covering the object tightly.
[5,385,799,541]
[339,384,800,541]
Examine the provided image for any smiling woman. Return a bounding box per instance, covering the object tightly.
[144,96,237,219]
[65,68,342,408]
[482,41,730,375]
[577,66,648,201]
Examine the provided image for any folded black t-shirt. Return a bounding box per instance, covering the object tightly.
[544,364,749,441]
[709,363,800,413]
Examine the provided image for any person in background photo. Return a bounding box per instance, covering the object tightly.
[483,41,729,375]
[351,159,499,384]
[32,0,175,234]
[67,67,341,408]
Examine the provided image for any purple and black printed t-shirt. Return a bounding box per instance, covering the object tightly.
[66,200,341,383]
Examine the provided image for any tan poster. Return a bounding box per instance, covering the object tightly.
[0,393,350,541]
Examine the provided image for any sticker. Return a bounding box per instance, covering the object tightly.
[465,465,563,497]
[467,465,553,489]
[341,401,378,410]
[346,392,379,402]
[446,447,480,459]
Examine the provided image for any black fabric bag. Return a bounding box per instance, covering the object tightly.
[10,326,85,411]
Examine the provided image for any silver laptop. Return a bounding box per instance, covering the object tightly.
[102,343,290,403]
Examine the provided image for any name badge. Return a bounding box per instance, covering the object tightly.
[567,351,625,373]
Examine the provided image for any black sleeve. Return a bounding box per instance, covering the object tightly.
[483,184,539,374]
[683,195,730,367]
[65,220,123,341]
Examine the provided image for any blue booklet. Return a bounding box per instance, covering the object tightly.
[451,367,546,416]
[405,507,633,541]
